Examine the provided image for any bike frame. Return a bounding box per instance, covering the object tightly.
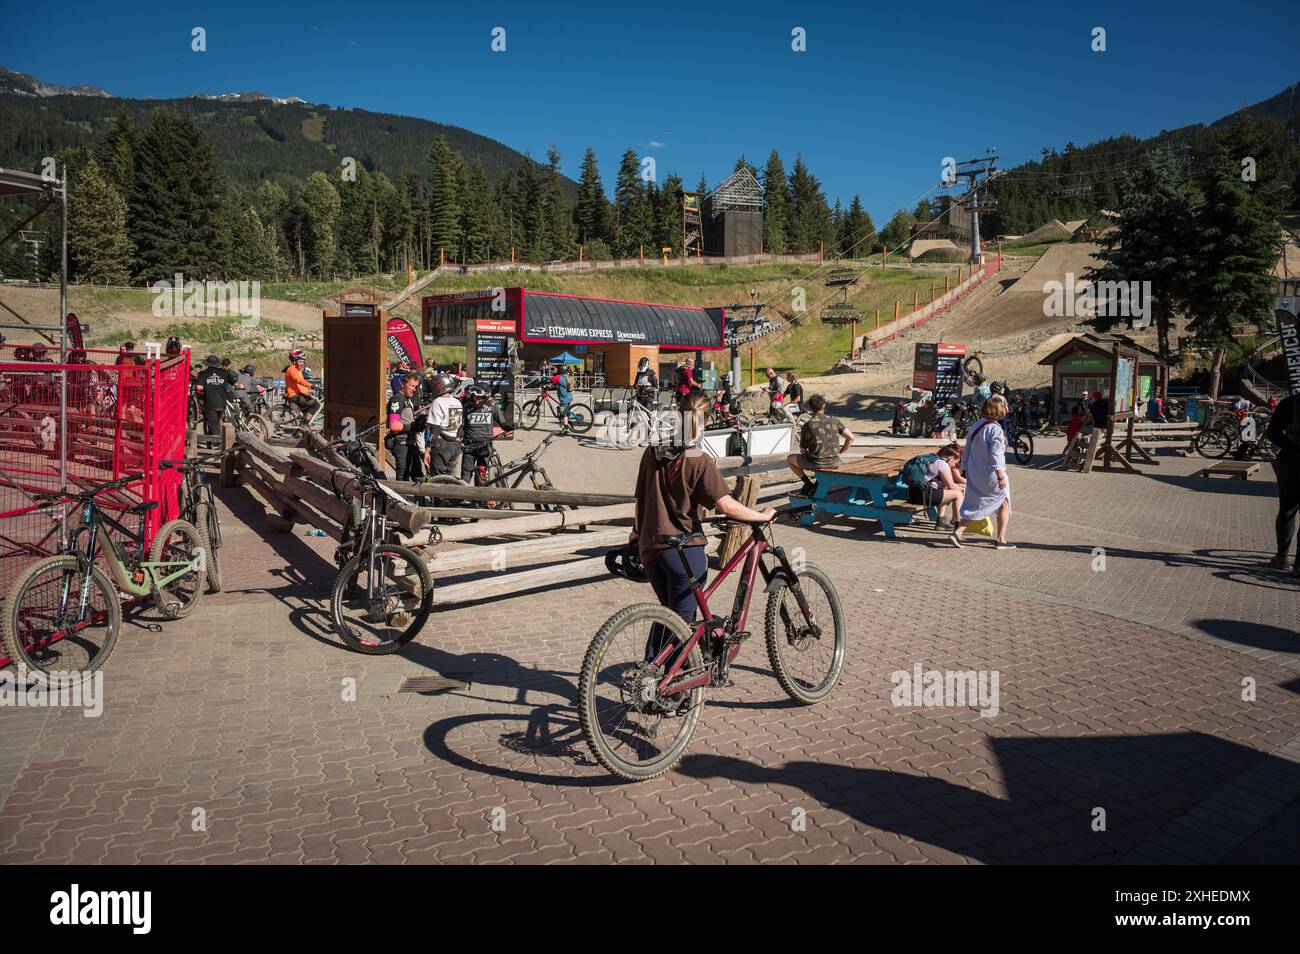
[77,503,195,598]
[652,526,811,697]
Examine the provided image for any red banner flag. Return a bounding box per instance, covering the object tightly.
[386,316,423,369]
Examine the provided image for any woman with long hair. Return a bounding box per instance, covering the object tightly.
[631,390,775,659]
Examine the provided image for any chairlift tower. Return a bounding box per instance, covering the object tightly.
[941,150,999,265]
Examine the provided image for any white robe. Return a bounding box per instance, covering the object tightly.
[959,419,1009,521]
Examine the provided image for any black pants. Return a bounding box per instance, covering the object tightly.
[388,441,410,481]
[1273,456,1300,560]
[461,445,494,484]
[203,405,223,436]
[643,546,707,663]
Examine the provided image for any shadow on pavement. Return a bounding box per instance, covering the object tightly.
[1191,618,1300,655]
[675,731,1300,863]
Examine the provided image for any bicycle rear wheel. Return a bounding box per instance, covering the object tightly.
[2,556,121,676]
[578,604,705,781]
[193,500,222,593]
[566,403,593,434]
[330,543,432,654]
[149,520,206,619]
[764,563,845,705]
[521,399,542,430]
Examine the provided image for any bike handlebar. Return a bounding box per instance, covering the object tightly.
[35,472,144,504]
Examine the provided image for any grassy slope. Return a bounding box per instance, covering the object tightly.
[32,261,984,377]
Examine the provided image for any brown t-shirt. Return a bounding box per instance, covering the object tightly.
[634,447,731,564]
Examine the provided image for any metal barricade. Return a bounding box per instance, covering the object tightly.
[0,345,189,600]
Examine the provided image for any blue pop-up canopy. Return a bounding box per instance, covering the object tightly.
[547,351,583,365]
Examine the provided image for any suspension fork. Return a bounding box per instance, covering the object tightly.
[764,537,819,635]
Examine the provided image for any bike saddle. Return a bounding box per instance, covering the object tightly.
[126,501,160,514]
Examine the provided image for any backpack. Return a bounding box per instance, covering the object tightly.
[902,453,939,490]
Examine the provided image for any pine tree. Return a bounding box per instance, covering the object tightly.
[839,194,874,257]
[299,171,340,279]
[880,209,916,251]
[658,174,685,257]
[461,160,493,262]
[1186,120,1284,396]
[540,147,576,260]
[129,108,224,281]
[69,158,134,284]
[427,135,463,262]
[1084,152,1196,358]
[95,112,139,201]
[761,151,790,255]
[787,155,833,254]
[614,148,650,258]
[574,148,610,246]
[226,197,283,281]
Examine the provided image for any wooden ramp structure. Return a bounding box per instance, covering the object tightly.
[229,431,809,608]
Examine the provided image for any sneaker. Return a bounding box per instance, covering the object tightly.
[1268,554,1293,570]
[946,533,963,548]
[993,541,1017,550]
[936,519,956,532]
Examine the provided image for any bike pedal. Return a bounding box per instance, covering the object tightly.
[725,631,751,644]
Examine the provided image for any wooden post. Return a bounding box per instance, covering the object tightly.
[930,283,934,303]
[945,274,950,294]
[850,319,857,358]
[579,245,583,263]
[913,290,919,313]
[717,475,759,564]
[511,246,515,264]
[819,242,824,262]
[894,300,900,322]
[874,308,880,330]
[439,247,445,267]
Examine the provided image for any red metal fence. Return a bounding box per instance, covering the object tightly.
[0,345,189,603]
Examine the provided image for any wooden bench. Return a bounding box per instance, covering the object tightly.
[785,446,941,537]
[1199,461,1260,480]
[1126,421,1202,458]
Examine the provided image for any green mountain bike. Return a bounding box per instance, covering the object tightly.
[2,473,207,677]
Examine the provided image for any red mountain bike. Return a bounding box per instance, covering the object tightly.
[578,516,846,781]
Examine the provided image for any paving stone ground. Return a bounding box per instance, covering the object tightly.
[2,426,1297,864]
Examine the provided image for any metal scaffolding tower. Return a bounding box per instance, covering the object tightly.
[940,150,1000,264]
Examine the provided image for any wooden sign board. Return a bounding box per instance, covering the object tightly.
[322,306,387,468]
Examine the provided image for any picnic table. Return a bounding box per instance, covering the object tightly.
[785,446,939,537]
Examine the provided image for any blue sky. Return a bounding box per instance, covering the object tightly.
[3,0,1296,222]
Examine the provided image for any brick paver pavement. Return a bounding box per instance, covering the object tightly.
[2,430,1297,864]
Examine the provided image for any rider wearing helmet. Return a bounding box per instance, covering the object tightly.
[283,348,318,423]
[972,373,992,403]
[423,372,463,477]
[460,386,513,485]
[633,356,658,410]
[235,364,261,411]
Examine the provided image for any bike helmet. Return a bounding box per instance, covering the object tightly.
[722,371,733,386]
[637,356,651,373]
[430,373,456,397]
[288,348,306,362]
[241,364,256,375]
[604,544,647,583]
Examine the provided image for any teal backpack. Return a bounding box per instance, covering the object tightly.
[902,453,939,490]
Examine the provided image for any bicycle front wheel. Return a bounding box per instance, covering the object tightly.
[2,556,121,676]
[193,496,222,595]
[1012,432,1034,465]
[1195,421,1235,459]
[149,519,206,619]
[331,543,432,654]
[578,603,705,782]
[521,399,542,430]
[765,562,846,705]
[566,403,593,433]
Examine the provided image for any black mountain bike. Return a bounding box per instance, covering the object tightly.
[328,441,434,654]
[160,452,230,593]
[474,431,568,511]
